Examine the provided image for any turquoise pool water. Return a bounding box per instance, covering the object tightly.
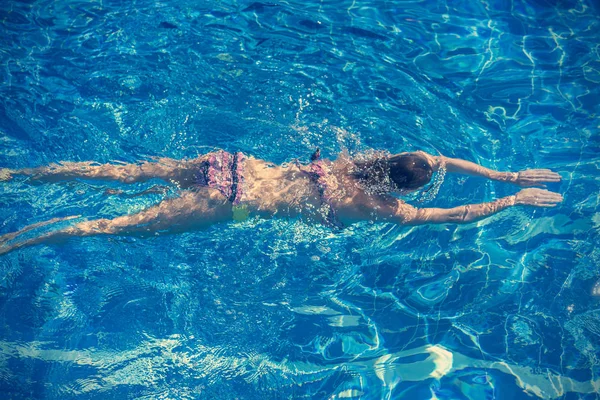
[1,0,599,398]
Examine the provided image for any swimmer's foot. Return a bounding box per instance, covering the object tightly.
[0,215,80,245]
[0,242,14,256]
[0,168,13,182]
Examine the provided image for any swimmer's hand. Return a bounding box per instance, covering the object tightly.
[512,169,561,188]
[514,188,563,207]
[0,168,12,182]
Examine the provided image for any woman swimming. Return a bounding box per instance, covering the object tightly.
[0,149,562,255]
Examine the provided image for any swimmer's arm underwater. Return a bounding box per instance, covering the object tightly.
[384,188,563,225]
[415,151,561,187]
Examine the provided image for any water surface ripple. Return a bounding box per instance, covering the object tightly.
[1,0,599,398]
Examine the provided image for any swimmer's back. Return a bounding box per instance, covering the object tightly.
[242,157,322,219]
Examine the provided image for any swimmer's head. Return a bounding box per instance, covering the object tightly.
[388,153,433,191]
[351,152,433,195]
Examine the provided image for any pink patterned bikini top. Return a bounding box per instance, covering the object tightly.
[302,148,344,229]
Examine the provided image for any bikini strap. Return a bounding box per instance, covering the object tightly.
[310,148,321,161]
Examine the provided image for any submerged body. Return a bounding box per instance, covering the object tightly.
[0,149,562,254]
[236,151,560,226]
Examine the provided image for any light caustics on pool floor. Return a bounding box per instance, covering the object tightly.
[0,0,599,398]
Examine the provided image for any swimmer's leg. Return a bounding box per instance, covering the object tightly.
[10,154,214,187]
[0,215,80,244]
[0,189,232,255]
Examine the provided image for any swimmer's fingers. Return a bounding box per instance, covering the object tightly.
[534,194,563,207]
[514,188,563,207]
[514,169,562,187]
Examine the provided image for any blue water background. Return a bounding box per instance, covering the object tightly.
[1,0,599,398]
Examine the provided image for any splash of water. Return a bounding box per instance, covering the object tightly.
[418,166,446,203]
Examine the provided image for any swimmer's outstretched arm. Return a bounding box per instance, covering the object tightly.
[386,188,563,225]
[2,156,205,187]
[415,151,561,188]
